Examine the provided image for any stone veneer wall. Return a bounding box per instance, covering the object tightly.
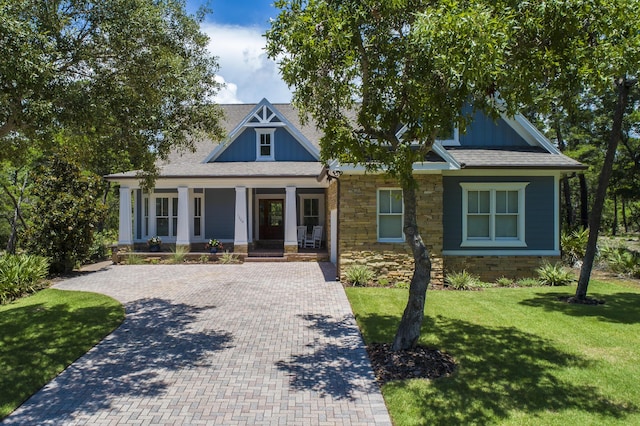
[444,255,561,283]
[337,174,444,285]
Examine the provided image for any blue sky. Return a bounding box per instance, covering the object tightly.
[185,1,291,103]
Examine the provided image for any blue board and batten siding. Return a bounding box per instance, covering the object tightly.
[204,189,236,240]
[442,176,556,251]
[214,128,316,162]
[458,111,529,147]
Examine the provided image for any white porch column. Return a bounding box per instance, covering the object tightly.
[234,186,248,253]
[118,186,133,246]
[176,186,190,246]
[284,186,298,252]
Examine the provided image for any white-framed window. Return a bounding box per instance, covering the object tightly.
[193,196,202,237]
[438,126,460,146]
[154,196,178,237]
[460,182,528,247]
[143,196,149,238]
[377,189,404,242]
[256,128,275,161]
[298,194,324,232]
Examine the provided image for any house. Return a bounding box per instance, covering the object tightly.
[106,98,585,283]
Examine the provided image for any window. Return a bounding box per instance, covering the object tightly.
[378,189,403,242]
[143,196,149,237]
[460,183,528,247]
[193,196,202,237]
[256,128,275,161]
[155,196,178,237]
[303,198,319,227]
[438,125,460,146]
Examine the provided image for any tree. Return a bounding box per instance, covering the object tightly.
[0,0,224,177]
[267,0,513,350]
[22,152,107,274]
[268,0,640,347]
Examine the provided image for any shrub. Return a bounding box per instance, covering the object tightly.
[219,251,240,264]
[85,230,117,263]
[599,244,640,277]
[445,270,481,290]
[515,277,540,287]
[169,246,189,263]
[561,228,589,266]
[0,254,50,303]
[537,262,575,286]
[22,153,107,274]
[199,254,209,263]
[345,264,374,286]
[394,281,409,289]
[496,276,514,287]
[125,254,144,265]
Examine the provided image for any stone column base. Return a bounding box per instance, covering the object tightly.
[234,244,248,254]
[284,244,298,254]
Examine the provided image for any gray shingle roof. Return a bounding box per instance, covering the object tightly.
[446,146,586,170]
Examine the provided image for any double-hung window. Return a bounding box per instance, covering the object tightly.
[155,196,178,237]
[193,196,202,237]
[256,128,275,161]
[460,183,528,247]
[377,189,404,242]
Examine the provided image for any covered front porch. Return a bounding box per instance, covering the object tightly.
[116,177,333,261]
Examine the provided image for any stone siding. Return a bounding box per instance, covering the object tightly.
[444,255,561,283]
[338,174,444,285]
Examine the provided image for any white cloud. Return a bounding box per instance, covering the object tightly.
[202,23,292,104]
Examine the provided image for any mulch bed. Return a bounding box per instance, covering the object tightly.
[366,343,457,384]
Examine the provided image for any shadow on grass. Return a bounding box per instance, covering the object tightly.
[275,313,378,400]
[3,298,233,424]
[358,314,637,424]
[519,291,640,324]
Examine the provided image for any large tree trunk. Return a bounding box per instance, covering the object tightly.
[392,178,431,351]
[622,198,628,233]
[576,78,632,300]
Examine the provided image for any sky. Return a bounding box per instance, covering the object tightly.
[185,0,293,104]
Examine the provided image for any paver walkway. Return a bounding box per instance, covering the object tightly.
[4,263,391,425]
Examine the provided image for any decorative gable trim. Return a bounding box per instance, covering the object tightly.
[500,113,561,154]
[203,98,320,163]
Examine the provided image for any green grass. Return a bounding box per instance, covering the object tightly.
[0,289,124,419]
[346,280,640,425]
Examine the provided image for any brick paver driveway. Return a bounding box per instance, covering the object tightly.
[4,263,391,425]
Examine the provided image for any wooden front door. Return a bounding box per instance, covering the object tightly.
[259,199,284,240]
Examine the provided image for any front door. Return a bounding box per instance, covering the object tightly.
[259,199,284,240]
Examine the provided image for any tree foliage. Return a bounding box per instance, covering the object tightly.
[268,0,640,346]
[22,152,107,274]
[267,0,515,350]
[0,0,225,177]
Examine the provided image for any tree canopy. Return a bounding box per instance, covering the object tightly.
[268,0,640,348]
[0,0,224,176]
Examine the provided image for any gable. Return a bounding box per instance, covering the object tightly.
[458,110,530,147]
[213,127,317,162]
[205,99,320,164]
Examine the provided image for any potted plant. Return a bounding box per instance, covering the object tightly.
[205,238,223,254]
[148,236,162,252]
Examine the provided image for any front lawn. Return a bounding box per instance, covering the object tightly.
[346,280,640,425]
[0,289,124,419]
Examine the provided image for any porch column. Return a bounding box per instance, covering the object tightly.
[118,186,133,247]
[234,186,248,253]
[176,186,190,247]
[284,186,298,253]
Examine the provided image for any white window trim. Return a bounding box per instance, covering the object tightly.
[192,193,204,239]
[460,182,528,248]
[255,128,275,161]
[298,194,325,227]
[439,127,460,146]
[377,188,404,243]
[142,193,179,241]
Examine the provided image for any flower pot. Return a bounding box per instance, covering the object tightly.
[209,247,218,254]
[149,244,161,252]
